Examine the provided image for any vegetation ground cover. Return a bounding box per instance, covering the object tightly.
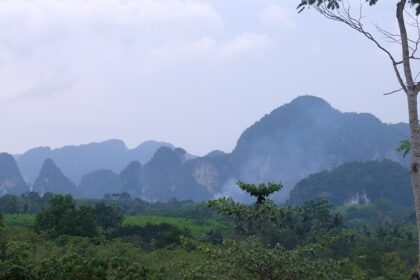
[0,185,418,279]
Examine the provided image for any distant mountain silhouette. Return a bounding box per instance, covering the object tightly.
[287,160,412,207]
[140,147,210,201]
[228,96,408,200]
[112,146,229,201]
[16,140,176,184]
[3,96,411,202]
[0,153,29,195]
[79,169,121,198]
[32,159,78,196]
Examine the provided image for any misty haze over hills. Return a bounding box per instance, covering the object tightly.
[0,96,410,202]
[15,140,177,184]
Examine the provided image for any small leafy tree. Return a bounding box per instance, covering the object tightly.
[35,195,98,237]
[237,181,282,205]
[181,182,346,279]
[208,182,286,242]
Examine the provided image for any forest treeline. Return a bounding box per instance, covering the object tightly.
[0,183,418,279]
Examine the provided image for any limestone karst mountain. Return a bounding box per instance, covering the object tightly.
[79,169,122,198]
[287,160,412,207]
[4,96,411,202]
[16,140,176,184]
[32,159,78,196]
[228,96,408,200]
[120,161,143,197]
[140,147,210,201]
[0,153,29,195]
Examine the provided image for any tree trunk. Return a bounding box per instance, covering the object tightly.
[407,91,420,279]
[396,1,420,277]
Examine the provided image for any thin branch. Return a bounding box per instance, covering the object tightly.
[404,9,420,65]
[314,2,407,92]
[383,88,404,95]
[414,71,420,82]
[374,23,402,46]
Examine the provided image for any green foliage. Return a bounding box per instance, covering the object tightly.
[0,214,3,228]
[94,203,123,231]
[33,255,153,280]
[396,139,411,158]
[0,231,167,280]
[184,182,349,279]
[288,160,412,207]
[109,223,191,250]
[0,195,20,214]
[35,195,98,237]
[0,240,34,280]
[282,200,343,244]
[124,215,230,240]
[0,188,418,279]
[181,236,347,280]
[338,199,415,227]
[209,197,286,243]
[237,181,282,204]
[209,181,286,243]
[3,214,35,228]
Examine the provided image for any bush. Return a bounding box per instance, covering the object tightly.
[35,195,97,237]
[108,223,190,250]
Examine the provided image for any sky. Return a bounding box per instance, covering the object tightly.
[0,0,414,156]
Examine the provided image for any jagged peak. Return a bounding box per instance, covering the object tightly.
[38,158,61,172]
[36,158,75,186]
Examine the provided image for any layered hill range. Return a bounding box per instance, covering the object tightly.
[287,160,412,208]
[0,96,409,202]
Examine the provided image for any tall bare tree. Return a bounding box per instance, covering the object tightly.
[297,0,420,277]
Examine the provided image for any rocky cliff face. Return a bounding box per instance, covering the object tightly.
[32,159,78,196]
[192,161,220,193]
[187,151,231,196]
[140,147,210,201]
[115,147,230,201]
[229,96,408,201]
[120,161,143,197]
[0,153,29,195]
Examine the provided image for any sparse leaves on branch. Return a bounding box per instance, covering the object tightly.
[396,139,411,157]
[237,181,282,205]
[298,0,420,15]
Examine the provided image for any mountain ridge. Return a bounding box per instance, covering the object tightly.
[1,95,411,202]
[16,140,178,184]
[32,158,78,196]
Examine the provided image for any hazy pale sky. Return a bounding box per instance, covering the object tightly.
[0,0,412,155]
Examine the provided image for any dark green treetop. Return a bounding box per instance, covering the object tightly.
[35,194,97,237]
[94,202,123,231]
[237,181,282,205]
